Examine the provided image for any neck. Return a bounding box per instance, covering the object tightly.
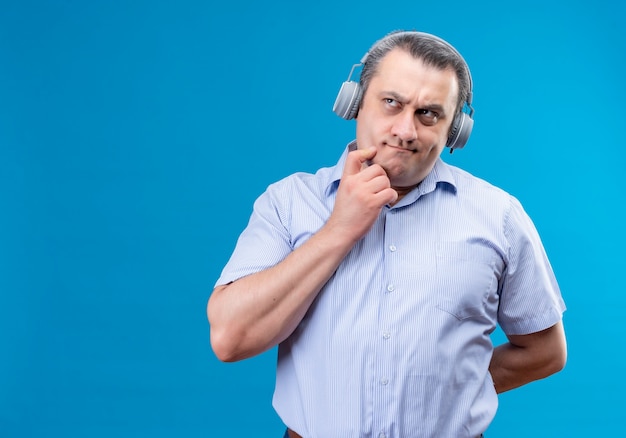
[390,183,420,206]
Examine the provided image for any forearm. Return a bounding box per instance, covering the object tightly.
[489,343,550,393]
[207,224,357,362]
[489,322,567,394]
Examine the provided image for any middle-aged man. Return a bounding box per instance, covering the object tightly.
[208,30,567,438]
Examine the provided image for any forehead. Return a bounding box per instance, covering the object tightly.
[370,48,459,109]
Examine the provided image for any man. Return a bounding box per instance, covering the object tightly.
[207,30,567,438]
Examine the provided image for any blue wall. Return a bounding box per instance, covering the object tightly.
[1,0,624,436]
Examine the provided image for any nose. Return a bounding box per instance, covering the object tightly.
[390,111,417,143]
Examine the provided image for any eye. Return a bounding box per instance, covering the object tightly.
[384,98,400,109]
[417,109,439,126]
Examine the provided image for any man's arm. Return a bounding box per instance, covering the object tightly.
[489,321,567,394]
[207,147,397,362]
[208,224,358,362]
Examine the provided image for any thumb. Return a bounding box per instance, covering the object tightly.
[343,146,377,176]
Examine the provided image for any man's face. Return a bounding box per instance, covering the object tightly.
[355,48,459,191]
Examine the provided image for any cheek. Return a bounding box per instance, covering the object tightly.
[357,111,388,140]
[423,125,450,148]
[439,120,455,143]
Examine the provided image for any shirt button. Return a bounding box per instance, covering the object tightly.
[389,244,397,252]
[380,378,389,385]
[386,284,395,292]
[379,433,386,438]
[383,332,391,339]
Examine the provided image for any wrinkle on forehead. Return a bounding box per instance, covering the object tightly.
[370,48,459,117]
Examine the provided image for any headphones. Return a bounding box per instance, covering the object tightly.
[332,31,475,151]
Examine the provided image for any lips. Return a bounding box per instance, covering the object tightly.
[386,143,417,153]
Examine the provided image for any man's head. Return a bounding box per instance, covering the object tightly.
[351,31,473,194]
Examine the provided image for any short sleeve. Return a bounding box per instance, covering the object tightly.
[497,196,566,335]
[214,182,294,287]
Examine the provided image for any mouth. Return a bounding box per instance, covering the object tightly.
[386,143,418,153]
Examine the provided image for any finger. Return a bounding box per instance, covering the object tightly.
[366,189,398,208]
[366,174,398,204]
[343,147,377,177]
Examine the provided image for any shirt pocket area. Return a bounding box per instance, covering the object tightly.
[434,240,501,321]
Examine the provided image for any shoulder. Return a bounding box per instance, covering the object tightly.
[444,162,515,208]
[264,164,338,200]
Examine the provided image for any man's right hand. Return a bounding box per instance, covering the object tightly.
[327,147,398,243]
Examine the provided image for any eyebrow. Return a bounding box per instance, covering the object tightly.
[383,91,447,116]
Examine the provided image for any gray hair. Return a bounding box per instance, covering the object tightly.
[359,31,472,114]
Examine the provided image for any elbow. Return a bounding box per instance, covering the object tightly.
[537,349,566,382]
[206,297,230,362]
[207,300,242,363]
[550,344,568,375]
[210,328,241,363]
[209,324,271,363]
[206,284,273,362]
[539,320,568,378]
[207,302,255,362]
[541,335,568,379]
[550,324,568,375]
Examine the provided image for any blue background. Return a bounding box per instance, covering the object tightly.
[1,0,624,436]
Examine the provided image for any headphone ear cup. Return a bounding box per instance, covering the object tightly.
[333,81,363,120]
[446,112,474,150]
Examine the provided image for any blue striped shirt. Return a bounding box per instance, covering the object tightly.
[215,143,566,438]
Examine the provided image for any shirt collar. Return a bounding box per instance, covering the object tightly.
[325,140,356,196]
